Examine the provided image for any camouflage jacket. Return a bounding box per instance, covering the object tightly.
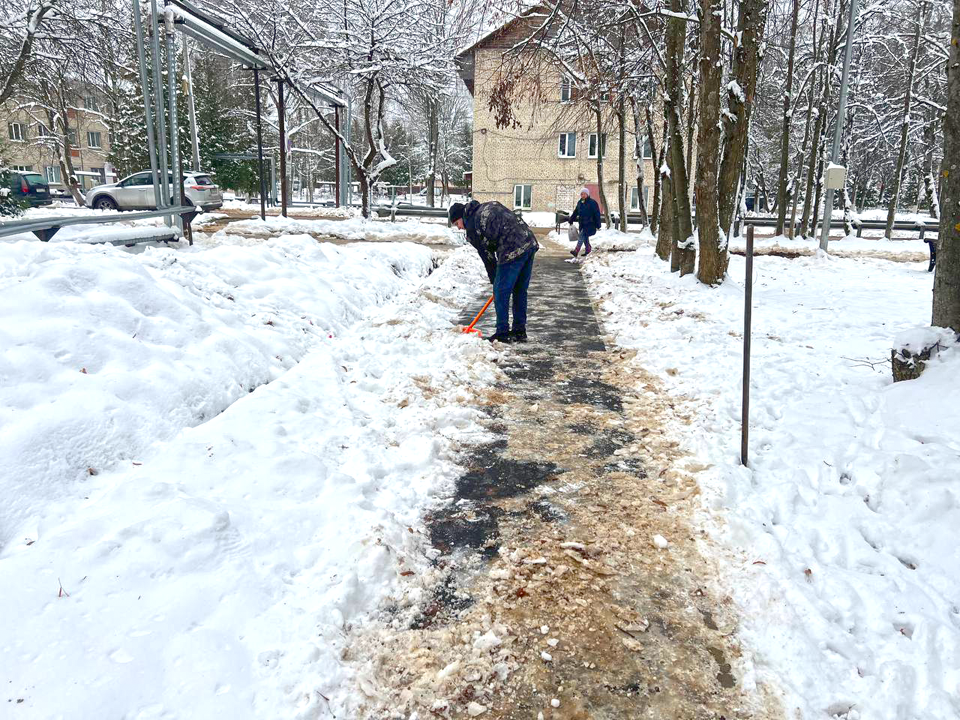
[463,200,539,282]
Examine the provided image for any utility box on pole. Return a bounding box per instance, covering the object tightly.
[824,163,847,191]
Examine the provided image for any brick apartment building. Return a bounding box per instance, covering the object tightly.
[2,93,114,193]
[456,14,658,216]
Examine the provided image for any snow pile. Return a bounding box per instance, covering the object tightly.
[549,227,653,252]
[0,235,435,543]
[729,233,931,261]
[892,325,958,356]
[0,235,501,718]
[217,215,463,245]
[583,247,959,719]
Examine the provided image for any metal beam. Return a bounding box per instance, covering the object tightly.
[132,0,163,209]
[277,78,288,217]
[254,69,266,221]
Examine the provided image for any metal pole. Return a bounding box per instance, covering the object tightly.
[334,106,341,208]
[277,79,288,217]
[149,0,170,224]
[132,0,162,209]
[164,7,183,232]
[741,224,754,466]
[182,36,201,172]
[254,69,266,221]
[344,95,352,207]
[270,157,276,206]
[819,0,860,252]
[408,156,412,201]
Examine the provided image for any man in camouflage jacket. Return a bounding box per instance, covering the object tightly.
[449,200,539,343]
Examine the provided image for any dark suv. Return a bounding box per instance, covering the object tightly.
[7,171,53,207]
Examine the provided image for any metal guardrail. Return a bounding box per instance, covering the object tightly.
[0,206,198,243]
[374,204,449,221]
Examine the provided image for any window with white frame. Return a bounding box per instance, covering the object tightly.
[37,123,52,137]
[560,77,572,104]
[630,186,650,211]
[513,184,532,210]
[87,131,102,149]
[12,165,33,172]
[588,132,607,158]
[84,96,100,112]
[45,166,62,184]
[8,122,25,141]
[67,129,78,146]
[634,136,653,159]
[558,132,576,158]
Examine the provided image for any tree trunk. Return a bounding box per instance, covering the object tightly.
[665,0,695,276]
[425,99,439,208]
[46,104,85,206]
[657,140,673,261]
[775,0,801,235]
[801,0,839,238]
[932,0,960,331]
[841,111,856,236]
[629,97,649,226]
[718,0,770,241]
[685,74,697,197]
[617,99,627,232]
[648,108,664,235]
[885,0,927,238]
[594,104,612,228]
[695,0,725,285]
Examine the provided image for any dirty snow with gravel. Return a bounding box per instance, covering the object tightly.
[582,240,960,719]
[0,233,500,718]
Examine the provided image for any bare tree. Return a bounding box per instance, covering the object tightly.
[932,0,960,331]
[884,0,928,238]
[694,0,725,284]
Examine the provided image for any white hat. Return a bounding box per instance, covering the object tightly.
[580,187,590,196]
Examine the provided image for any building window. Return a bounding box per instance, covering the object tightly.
[87,131,102,149]
[92,167,105,183]
[588,133,607,159]
[37,123,52,137]
[558,132,576,158]
[560,77,572,104]
[629,186,651,212]
[8,122,26,142]
[513,184,532,210]
[12,165,33,172]
[45,166,62,184]
[634,136,653,159]
[84,96,100,113]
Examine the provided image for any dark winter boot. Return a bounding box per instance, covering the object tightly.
[511,328,528,343]
[486,332,514,344]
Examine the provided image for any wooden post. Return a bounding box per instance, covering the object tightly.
[741,224,754,466]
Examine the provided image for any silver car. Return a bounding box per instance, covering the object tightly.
[85,171,223,211]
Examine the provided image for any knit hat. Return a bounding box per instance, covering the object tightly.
[448,202,466,225]
[580,187,590,197]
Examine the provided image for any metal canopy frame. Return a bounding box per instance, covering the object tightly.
[135,0,349,221]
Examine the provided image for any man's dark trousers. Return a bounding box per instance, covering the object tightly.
[493,247,535,336]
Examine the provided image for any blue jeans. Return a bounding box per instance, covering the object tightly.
[574,228,593,256]
[493,248,535,336]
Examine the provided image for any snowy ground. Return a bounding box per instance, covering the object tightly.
[0,232,502,717]
[210,215,464,246]
[582,240,960,719]
[727,233,933,262]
